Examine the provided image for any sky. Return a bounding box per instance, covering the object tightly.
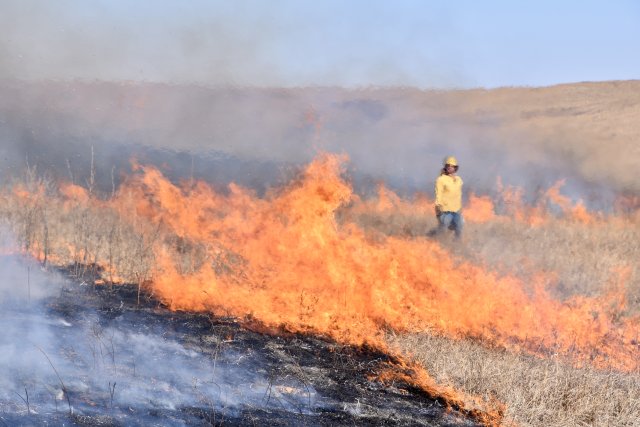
[0,0,638,88]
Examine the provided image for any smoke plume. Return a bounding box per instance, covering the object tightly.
[1,81,638,205]
[0,239,322,421]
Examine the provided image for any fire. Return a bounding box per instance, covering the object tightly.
[349,178,603,229]
[3,153,638,423]
[465,193,497,223]
[376,362,505,425]
[102,154,638,370]
[60,182,91,204]
[543,180,597,224]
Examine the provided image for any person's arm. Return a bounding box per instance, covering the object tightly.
[434,176,444,216]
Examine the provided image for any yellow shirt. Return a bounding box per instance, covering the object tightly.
[435,173,463,213]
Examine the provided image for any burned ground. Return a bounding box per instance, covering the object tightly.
[0,266,481,427]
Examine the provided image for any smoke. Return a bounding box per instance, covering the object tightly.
[0,1,460,87]
[2,81,636,207]
[0,0,637,204]
[1,0,636,201]
[0,1,265,84]
[0,243,322,421]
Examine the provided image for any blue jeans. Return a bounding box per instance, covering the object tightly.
[438,211,463,238]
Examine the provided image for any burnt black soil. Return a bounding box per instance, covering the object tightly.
[5,272,483,427]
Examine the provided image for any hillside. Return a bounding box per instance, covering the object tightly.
[0,79,638,426]
[1,80,638,197]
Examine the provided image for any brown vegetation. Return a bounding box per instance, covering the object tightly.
[2,80,640,194]
[1,80,639,425]
[347,197,640,426]
[389,332,640,427]
[347,202,640,312]
[1,158,638,426]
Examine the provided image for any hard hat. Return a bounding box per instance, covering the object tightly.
[443,156,458,167]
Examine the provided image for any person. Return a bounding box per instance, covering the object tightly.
[434,156,463,239]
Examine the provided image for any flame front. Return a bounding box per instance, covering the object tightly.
[4,153,638,423]
[69,153,634,372]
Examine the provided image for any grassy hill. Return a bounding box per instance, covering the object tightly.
[1,80,638,197]
[0,80,638,425]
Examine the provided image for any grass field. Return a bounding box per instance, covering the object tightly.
[2,80,639,426]
[350,198,640,426]
[1,155,638,426]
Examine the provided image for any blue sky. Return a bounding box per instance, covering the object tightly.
[1,0,638,88]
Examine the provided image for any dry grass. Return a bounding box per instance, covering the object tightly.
[389,332,640,427]
[345,207,640,312]
[456,219,640,309]
[0,169,159,286]
[348,206,640,425]
[4,80,640,194]
[2,80,639,425]
[1,167,639,426]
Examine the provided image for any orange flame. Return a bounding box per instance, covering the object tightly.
[465,193,497,223]
[104,154,637,371]
[544,180,597,224]
[4,153,638,422]
[60,182,90,203]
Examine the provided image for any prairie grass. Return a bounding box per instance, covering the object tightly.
[345,206,640,312]
[389,332,640,427]
[2,80,639,425]
[349,204,640,425]
[0,169,159,286]
[1,167,639,426]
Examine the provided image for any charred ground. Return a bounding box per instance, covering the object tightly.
[1,265,481,427]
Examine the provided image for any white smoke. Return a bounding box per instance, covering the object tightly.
[0,246,323,422]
